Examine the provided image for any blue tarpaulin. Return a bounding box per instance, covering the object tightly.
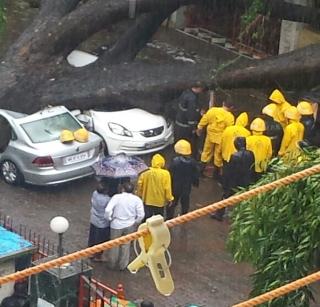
[0,226,32,257]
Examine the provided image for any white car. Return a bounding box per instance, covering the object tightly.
[74,105,174,156]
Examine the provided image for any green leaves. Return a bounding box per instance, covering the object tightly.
[241,0,264,27]
[228,150,320,306]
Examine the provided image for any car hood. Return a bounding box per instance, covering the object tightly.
[91,109,166,131]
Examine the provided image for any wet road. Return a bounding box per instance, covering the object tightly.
[0,148,252,306]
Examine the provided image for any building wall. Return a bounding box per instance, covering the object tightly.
[297,26,320,48]
[278,0,318,54]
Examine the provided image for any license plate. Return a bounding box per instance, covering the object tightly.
[64,152,89,165]
[145,140,165,149]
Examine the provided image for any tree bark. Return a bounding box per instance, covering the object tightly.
[215,43,320,89]
[102,7,178,64]
[21,0,203,64]
[39,0,81,18]
[0,61,211,114]
[7,0,81,62]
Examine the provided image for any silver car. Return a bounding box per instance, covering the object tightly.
[0,106,103,185]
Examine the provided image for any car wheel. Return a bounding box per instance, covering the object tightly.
[1,160,24,185]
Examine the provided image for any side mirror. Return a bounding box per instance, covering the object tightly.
[76,114,93,131]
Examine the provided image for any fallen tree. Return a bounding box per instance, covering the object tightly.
[1,0,320,114]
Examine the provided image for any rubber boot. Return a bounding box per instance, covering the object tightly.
[198,161,207,178]
[213,166,222,184]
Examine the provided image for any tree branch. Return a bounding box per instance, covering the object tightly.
[40,0,81,18]
[6,0,81,62]
[101,5,178,64]
[0,61,212,114]
[28,0,203,60]
[216,43,320,89]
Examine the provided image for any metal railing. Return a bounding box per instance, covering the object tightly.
[78,275,127,307]
[0,212,128,306]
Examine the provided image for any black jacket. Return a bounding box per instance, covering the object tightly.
[223,138,255,196]
[169,155,199,193]
[301,115,315,143]
[263,115,283,156]
[175,89,201,129]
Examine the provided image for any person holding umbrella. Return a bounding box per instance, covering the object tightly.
[137,153,174,220]
[92,153,148,195]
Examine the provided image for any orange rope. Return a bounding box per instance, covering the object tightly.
[0,164,319,291]
[233,271,320,307]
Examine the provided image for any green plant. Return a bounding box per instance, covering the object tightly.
[241,0,264,28]
[228,150,320,306]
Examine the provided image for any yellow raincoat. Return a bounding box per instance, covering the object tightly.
[198,107,234,167]
[278,120,304,158]
[269,89,292,127]
[246,132,272,173]
[137,154,173,207]
[221,112,251,162]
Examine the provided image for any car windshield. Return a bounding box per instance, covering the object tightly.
[21,112,82,143]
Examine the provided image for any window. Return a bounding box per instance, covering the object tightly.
[21,112,82,143]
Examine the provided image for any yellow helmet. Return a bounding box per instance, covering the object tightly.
[262,103,277,118]
[250,118,266,132]
[60,130,74,143]
[174,139,192,155]
[297,101,313,115]
[74,128,89,143]
[285,106,301,121]
[269,89,286,104]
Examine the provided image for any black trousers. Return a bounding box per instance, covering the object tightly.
[174,124,193,141]
[174,125,199,159]
[143,205,165,222]
[88,224,110,257]
[166,188,191,220]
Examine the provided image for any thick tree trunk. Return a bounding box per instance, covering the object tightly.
[12,0,203,65]
[102,7,178,64]
[0,61,211,114]
[215,44,320,89]
[8,0,81,62]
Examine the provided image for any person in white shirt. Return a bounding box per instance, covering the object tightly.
[105,182,145,270]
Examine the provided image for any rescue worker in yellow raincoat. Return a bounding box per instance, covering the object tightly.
[196,101,234,178]
[220,112,251,163]
[136,153,174,220]
[246,118,272,180]
[268,89,292,127]
[278,106,304,160]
